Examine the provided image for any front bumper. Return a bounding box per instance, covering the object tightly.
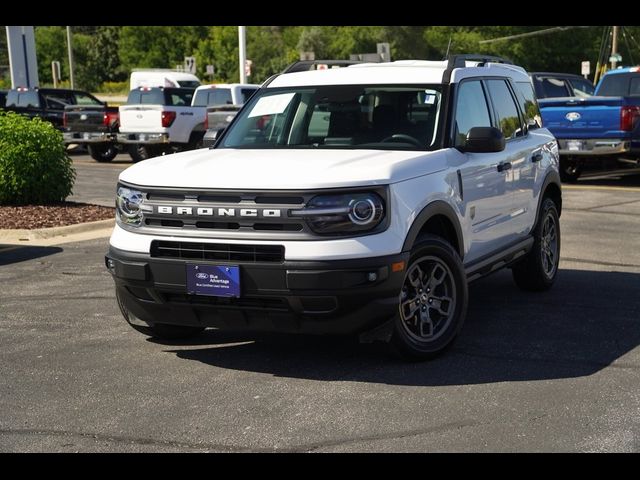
[63,131,116,144]
[116,132,169,144]
[557,138,630,156]
[106,246,408,335]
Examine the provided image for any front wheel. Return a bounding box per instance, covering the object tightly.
[390,235,468,361]
[88,143,118,162]
[512,197,561,291]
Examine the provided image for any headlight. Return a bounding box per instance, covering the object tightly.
[291,192,385,235]
[116,186,144,226]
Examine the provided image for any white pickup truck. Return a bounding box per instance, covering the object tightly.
[193,84,259,146]
[117,87,206,162]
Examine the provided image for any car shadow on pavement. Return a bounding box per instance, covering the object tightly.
[578,170,640,187]
[0,245,63,266]
[163,268,640,386]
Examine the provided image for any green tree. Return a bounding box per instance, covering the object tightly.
[34,26,67,85]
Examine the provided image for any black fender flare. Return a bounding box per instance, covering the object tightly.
[402,200,464,259]
[534,170,562,228]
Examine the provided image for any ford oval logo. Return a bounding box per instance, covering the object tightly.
[566,112,581,122]
[196,272,209,280]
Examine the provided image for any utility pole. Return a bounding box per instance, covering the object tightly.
[238,26,247,84]
[66,26,75,89]
[611,25,620,69]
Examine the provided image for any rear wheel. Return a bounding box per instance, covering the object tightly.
[559,156,581,182]
[512,197,560,291]
[88,143,118,162]
[390,235,468,361]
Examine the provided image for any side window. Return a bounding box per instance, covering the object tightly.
[453,80,491,148]
[486,80,523,140]
[515,81,542,130]
[540,77,571,98]
[568,78,595,97]
[597,74,630,96]
[74,93,102,106]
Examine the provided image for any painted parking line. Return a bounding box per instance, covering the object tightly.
[563,185,640,193]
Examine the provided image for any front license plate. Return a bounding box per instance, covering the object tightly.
[186,265,240,297]
[567,140,584,151]
[83,132,90,140]
[139,134,147,141]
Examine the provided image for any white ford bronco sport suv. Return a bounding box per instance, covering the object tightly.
[106,55,562,360]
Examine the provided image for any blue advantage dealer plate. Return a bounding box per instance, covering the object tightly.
[186,265,241,297]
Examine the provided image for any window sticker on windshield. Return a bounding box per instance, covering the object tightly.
[424,91,437,104]
[248,93,295,118]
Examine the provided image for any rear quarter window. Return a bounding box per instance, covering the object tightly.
[597,74,631,96]
[515,81,542,129]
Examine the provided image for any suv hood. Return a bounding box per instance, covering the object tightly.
[119,148,447,189]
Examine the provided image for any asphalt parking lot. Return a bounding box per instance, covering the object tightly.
[1,156,640,452]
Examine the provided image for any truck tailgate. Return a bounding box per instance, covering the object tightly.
[65,106,107,132]
[539,96,624,138]
[119,105,166,132]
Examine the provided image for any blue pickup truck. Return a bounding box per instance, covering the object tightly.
[539,67,640,181]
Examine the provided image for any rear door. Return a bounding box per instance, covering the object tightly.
[487,79,545,239]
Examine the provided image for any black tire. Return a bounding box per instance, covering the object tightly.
[128,144,162,163]
[559,156,581,183]
[390,235,468,361]
[88,143,118,162]
[116,289,205,340]
[512,197,561,292]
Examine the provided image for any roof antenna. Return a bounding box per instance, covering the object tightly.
[445,35,453,58]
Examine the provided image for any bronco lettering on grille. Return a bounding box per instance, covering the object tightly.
[155,206,282,218]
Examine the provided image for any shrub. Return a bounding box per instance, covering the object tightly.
[99,81,130,95]
[0,112,75,205]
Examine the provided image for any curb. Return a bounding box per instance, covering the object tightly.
[0,219,115,246]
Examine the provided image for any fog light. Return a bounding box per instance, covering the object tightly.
[106,258,116,271]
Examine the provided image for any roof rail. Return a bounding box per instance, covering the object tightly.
[442,54,515,83]
[282,60,365,74]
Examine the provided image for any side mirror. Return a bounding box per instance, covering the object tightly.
[463,127,505,153]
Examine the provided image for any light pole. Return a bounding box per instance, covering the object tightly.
[238,26,247,84]
[66,26,75,89]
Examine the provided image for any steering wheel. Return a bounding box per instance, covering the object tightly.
[380,134,423,148]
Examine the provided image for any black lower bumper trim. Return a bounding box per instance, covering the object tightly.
[107,246,408,335]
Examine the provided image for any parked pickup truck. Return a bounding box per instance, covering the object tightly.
[539,66,640,181]
[193,84,259,147]
[63,103,121,162]
[4,87,105,130]
[117,87,202,162]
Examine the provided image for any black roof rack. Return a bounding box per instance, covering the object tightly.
[442,54,515,84]
[282,60,365,74]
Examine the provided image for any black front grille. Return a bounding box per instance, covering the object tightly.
[164,293,289,310]
[150,240,284,263]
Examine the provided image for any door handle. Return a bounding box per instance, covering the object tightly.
[532,152,543,163]
[497,162,512,172]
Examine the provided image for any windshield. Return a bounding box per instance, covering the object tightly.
[219,85,442,150]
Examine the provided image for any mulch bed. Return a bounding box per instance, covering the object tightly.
[0,202,115,230]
